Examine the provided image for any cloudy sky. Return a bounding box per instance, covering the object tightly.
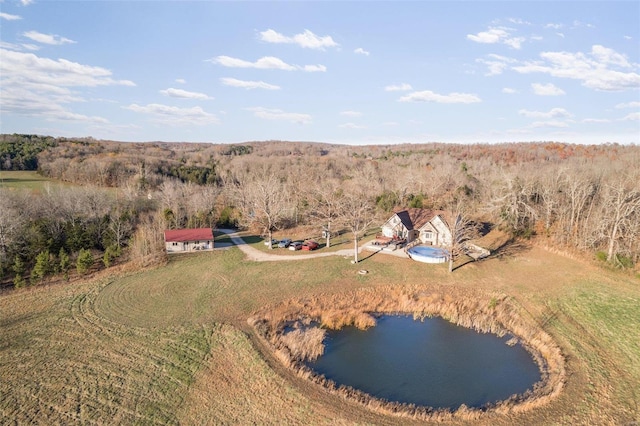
[1,1,638,144]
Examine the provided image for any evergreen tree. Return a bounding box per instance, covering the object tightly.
[12,256,26,288]
[59,247,70,280]
[32,250,51,283]
[76,249,94,275]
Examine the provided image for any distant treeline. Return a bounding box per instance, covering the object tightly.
[1,135,639,289]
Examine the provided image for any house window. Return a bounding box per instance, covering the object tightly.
[172,242,178,246]
[424,232,432,239]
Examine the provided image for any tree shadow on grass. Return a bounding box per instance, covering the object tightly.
[356,248,382,263]
[491,240,532,260]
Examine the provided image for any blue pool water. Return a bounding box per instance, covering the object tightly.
[407,245,449,263]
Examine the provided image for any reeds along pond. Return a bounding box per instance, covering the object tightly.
[248,284,566,421]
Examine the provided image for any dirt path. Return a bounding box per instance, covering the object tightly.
[217,229,408,262]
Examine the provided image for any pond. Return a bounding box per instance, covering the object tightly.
[306,315,542,409]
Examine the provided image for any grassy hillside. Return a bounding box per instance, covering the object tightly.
[0,170,60,192]
[1,241,638,425]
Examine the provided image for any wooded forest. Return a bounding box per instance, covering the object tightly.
[1,134,639,287]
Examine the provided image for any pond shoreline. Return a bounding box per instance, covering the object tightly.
[248,284,566,422]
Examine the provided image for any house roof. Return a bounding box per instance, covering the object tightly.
[164,228,213,242]
[394,208,436,230]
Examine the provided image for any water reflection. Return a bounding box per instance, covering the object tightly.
[306,315,541,409]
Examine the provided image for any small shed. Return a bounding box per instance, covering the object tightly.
[164,228,214,253]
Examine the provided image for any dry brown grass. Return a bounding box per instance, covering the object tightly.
[1,243,639,425]
[280,327,327,361]
[248,284,566,422]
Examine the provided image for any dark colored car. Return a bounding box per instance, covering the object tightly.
[301,240,319,251]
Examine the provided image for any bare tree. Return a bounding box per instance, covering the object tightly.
[0,192,24,265]
[337,189,376,263]
[229,166,291,249]
[599,173,640,263]
[447,200,479,273]
[310,181,343,248]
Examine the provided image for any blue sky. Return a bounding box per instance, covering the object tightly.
[1,1,639,144]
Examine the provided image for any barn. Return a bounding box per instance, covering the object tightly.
[164,228,214,253]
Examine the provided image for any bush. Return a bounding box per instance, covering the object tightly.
[217,206,237,229]
[76,249,94,275]
[32,250,51,283]
[102,244,121,268]
[595,251,607,262]
[615,254,634,269]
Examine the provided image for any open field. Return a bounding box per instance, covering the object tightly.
[0,170,64,192]
[1,240,639,425]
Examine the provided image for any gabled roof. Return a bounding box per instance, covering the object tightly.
[164,228,213,242]
[394,208,436,230]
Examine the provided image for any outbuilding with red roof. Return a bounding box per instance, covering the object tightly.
[164,228,214,253]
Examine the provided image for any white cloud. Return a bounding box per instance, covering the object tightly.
[210,55,325,72]
[477,54,515,76]
[507,18,531,25]
[302,64,327,72]
[583,118,611,123]
[519,108,572,119]
[531,82,566,96]
[530,120,570,128]
[513,45,640,91]
[502,87,518,94]
[0,48,134,123]
[545,23,563,30]
[621,112,640,121]
[124,103,219,125]
[23,30,76,45]
[220,77,280,90]
[399,90,481,104]
[20,0,34,5]
[246,107,311,124]
[615,101,640,109]
[160,88,212,100]
[467,26,525,49]
[340,110,362,117]
[1,12,22,20]
[175,78,186,84]
[211,55,295,70]
[384,83,412,92]
[339,122,366,129]
[354,47,370,56]
[259,29,338,50]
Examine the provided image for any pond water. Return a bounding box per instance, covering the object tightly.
[306,315,541,409]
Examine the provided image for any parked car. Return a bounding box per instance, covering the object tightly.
[278,238,292,248]
[264,238,279,247]
[301,240,319,251]
[289,241,303,251]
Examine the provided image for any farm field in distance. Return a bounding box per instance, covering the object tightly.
[0,170,62,192]
[1,239,638,425]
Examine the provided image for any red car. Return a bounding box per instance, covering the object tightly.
[301,240,319,251]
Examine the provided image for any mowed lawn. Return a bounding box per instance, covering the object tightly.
[1,244,639,425]
[0,170,62,191]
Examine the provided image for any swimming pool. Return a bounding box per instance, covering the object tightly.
[407,245,449,263]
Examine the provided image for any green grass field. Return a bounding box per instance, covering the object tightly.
[1,242,638,425]
[0,170,65,192]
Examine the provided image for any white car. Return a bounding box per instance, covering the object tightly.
[264,238,279,247]
[278,238,292,248]
[288,241,303,251]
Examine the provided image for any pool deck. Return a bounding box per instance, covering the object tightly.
[363,241,410,258]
